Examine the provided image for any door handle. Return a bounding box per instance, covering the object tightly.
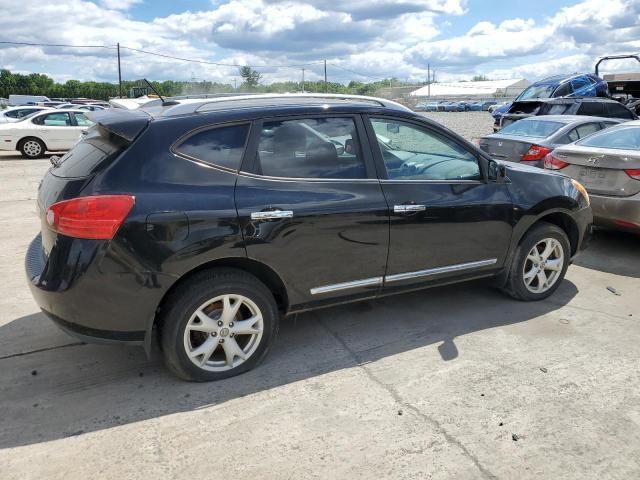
[250,209,294,220]
[394,204,426,213]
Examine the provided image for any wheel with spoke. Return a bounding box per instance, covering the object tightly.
[19,137,46,159]
[160,268,279,381]
[502,222,570,301]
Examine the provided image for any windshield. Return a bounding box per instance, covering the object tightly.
[498,119,565,138]
[517,83,555,101]
[577,125,640,150]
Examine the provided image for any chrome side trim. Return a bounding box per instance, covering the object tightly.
[250,210,294,220]
[394,204,426,213]
[385,258,497,283]
[310,276,383,295]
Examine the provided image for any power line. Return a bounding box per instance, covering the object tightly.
[329,63,390,81]
[0,40,115,49]
[0,39,325,69]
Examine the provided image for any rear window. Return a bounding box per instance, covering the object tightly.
[51,126,128,178]
[173,124,250,171]
[498,119,565,138]
[577,126,640,150]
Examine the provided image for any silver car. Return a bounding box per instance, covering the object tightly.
[545,120,640,232]
[479,115,623,168]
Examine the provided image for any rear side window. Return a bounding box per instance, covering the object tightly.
[578,126,640,150]
[499,119,564,138]
[34,112,71,126]
[578,102,605,116]
[256,117,366,179]
[174,124,250,171]
[606,102,635,120]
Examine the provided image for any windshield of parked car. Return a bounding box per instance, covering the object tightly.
[498,119,565,138]
[517,83,555,101]
[577,125,640,150]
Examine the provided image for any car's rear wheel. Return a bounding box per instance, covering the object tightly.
[19,137,46,159]
[160,268,279,381]
[502,222,570,301]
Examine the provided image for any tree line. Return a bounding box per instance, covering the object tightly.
[0,68,415,101]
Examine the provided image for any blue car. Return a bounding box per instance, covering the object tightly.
[516,73,609,101]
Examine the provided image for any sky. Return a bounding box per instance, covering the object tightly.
[1,0,640,85]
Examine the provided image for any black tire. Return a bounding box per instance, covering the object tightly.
[502,222,571,301]
[160,268,279,381]
[19,137,46,159]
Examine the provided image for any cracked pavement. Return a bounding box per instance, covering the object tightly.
[1,112,639,480]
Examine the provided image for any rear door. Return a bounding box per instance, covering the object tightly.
[365,115,513,291]
[234,114,389,311]
[32,111,75,149]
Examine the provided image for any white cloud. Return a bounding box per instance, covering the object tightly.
[0,0,639,86]
[100,0,142,10]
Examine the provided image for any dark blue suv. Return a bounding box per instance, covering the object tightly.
[26,95,592,381]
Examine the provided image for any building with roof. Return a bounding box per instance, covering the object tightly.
[409,79,530,99]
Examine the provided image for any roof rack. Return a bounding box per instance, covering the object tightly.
[155,93,412,116]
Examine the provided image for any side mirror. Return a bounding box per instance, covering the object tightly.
[386,123,400,134]
[487,159,506,181]
[331,140,345,155]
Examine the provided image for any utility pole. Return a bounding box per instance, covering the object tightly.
[234,78,237,91]
[302,68,305,93]
[427,63,431,98]
[324,60,328,93]
[117,42,123,98]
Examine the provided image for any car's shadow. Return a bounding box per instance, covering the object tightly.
[0,279,578,449]
[574,228,640,278]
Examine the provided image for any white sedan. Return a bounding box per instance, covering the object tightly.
[0,106,51,123]
[0,109,94,158]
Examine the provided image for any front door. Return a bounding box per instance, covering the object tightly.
[235,114,389,311]
[365,115,514,291]
[34,111,80,150]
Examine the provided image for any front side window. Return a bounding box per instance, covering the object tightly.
[74,113,94,126]
[578,126,640,150]
[256,117,366,179]
[174,124,250,170]
[370,118,480,181]
[37,112,71,126]
[554,82,572,97]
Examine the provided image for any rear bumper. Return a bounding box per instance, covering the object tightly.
[25,233,169,346]
[590,191,640,231]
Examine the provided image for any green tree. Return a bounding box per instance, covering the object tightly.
[239,66,262,90]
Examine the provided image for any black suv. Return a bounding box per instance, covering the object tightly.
[497,97,637,131]
[26,95,592,381]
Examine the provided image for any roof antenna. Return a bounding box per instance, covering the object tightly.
[142,78,169,105]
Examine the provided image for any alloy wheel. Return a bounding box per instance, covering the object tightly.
[522,238,565,294]
[183,294,264,372]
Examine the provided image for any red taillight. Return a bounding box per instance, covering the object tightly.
[543,153,569,170]
[625,168,640,180]
[46,195,135,240]
[521,145,552,162]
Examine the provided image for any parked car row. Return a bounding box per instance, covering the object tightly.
[479,115,640,232]
[415,100,498,112]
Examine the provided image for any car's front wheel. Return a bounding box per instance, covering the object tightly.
[160,268,279,381]
[502,222,570,301]
[19,137,46,159]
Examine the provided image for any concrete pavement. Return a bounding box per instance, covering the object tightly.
[0,142,639,479]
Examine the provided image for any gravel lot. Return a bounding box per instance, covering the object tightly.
[1,111,639,479]
[419,111,494,140]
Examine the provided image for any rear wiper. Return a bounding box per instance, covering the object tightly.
[49,155,62,167]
